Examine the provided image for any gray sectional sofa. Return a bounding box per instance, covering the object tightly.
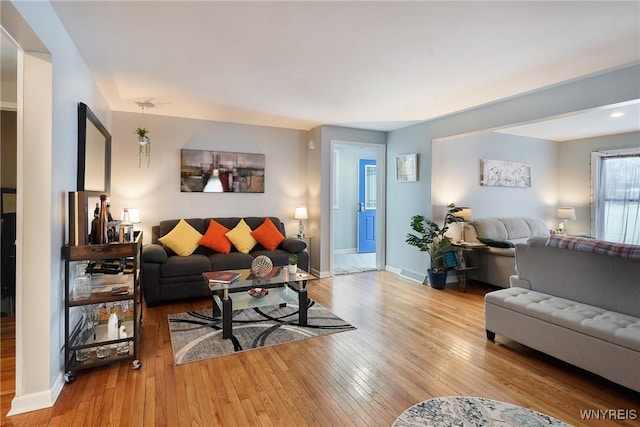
[485,236,640,392]
[142,217,309,306]
[462,217,550,288]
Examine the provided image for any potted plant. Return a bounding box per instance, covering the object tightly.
[135,127,150,144]
[135,127,151,167]
[288,254,298,274]
[406,203,463,289]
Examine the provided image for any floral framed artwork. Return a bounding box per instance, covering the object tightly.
[396,153,418,182]
[480,159,531,187]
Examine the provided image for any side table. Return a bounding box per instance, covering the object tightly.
[451,242,487,292]
[297,236,313,273]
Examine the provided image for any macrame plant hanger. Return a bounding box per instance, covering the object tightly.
[135,102,152,168]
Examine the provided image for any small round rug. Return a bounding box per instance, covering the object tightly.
[393,396,570,426]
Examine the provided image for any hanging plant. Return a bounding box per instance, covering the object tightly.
[135,127,151,167]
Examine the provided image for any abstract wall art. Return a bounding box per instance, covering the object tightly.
[180,149,265,193]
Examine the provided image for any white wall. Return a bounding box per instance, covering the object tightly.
[6,0,111,414]
[432,132,558,228]
[109,112,309,242]
[557,131,640,236]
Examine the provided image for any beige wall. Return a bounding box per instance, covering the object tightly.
[432,131,558,229]
[109,111,309,244]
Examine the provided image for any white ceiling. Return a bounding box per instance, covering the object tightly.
[18,1,640,137]
[496,100,640,141]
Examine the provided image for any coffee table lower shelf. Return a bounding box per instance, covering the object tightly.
[212,285,308,339]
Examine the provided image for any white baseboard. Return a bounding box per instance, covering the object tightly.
[333,248,357,255]
[7,372,64,416]
[313,268,331,278]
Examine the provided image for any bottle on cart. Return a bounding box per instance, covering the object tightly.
[107,306,119,348]
[117,324,129,355]
[120,208,133,243]
[89,203,100,244]
[106,203,114,222]
[97,195,108,244]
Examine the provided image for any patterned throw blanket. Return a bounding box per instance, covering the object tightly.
[547,235,640,260]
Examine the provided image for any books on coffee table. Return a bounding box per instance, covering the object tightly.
[204,271,241,286]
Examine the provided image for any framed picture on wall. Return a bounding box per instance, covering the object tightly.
[180,149,265,193]
[396,153,418,182]
[480,158,531,188]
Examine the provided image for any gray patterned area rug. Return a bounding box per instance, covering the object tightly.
[393,396,571,427]
[168,300,356,365]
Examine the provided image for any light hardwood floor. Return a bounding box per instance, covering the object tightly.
[1,271,638,426]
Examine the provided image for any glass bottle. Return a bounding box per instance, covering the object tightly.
[120,208,133,243]
[106,202,117,242]
[89,203,99,244]
[98,195,108,244]
[106,202,114,222]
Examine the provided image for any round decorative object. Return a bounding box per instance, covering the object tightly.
[251,255,273,277]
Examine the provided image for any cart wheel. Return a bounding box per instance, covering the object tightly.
[64,372,75,383]
[133,360,141,370]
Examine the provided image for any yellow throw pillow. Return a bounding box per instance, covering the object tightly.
[158,219,203,256]
[225,219,257,254]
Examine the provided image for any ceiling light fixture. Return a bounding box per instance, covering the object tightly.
[610,111,625,118]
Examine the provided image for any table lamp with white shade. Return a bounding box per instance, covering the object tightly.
[293,206,308,238]
[556,207,575,235]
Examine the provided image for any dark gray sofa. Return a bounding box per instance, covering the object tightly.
[142,217,308,306]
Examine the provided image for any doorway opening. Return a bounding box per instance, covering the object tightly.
[331,142,385,275]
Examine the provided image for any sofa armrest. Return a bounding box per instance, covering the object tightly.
[510,276,532,289]
[280,238,307,254]
[142,243,168,263]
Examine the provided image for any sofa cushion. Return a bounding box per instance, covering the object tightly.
[468,217,549,242]
[472,219,509,240]
[159,218,206,238]
[250,217,285,251]
[160,254,212,277]
[500,218,532,240]
[225,219,257,253]
[158,219,203,256]
[486,287,640,352]
[208,252,255,270]
[199,219,232,253]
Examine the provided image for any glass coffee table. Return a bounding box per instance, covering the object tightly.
[202,266,311,339]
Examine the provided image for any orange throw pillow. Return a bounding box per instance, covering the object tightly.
[250,218,285,251]
[199,219,232,253]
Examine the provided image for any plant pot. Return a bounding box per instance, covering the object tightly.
[426,269,448,289]
[288,264,297,274]
[138,136,149,145]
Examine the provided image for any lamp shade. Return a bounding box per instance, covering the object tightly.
[458,207,473,222]
[293,206,308,220]
[125,208,141,224]
[556,207,576,220]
